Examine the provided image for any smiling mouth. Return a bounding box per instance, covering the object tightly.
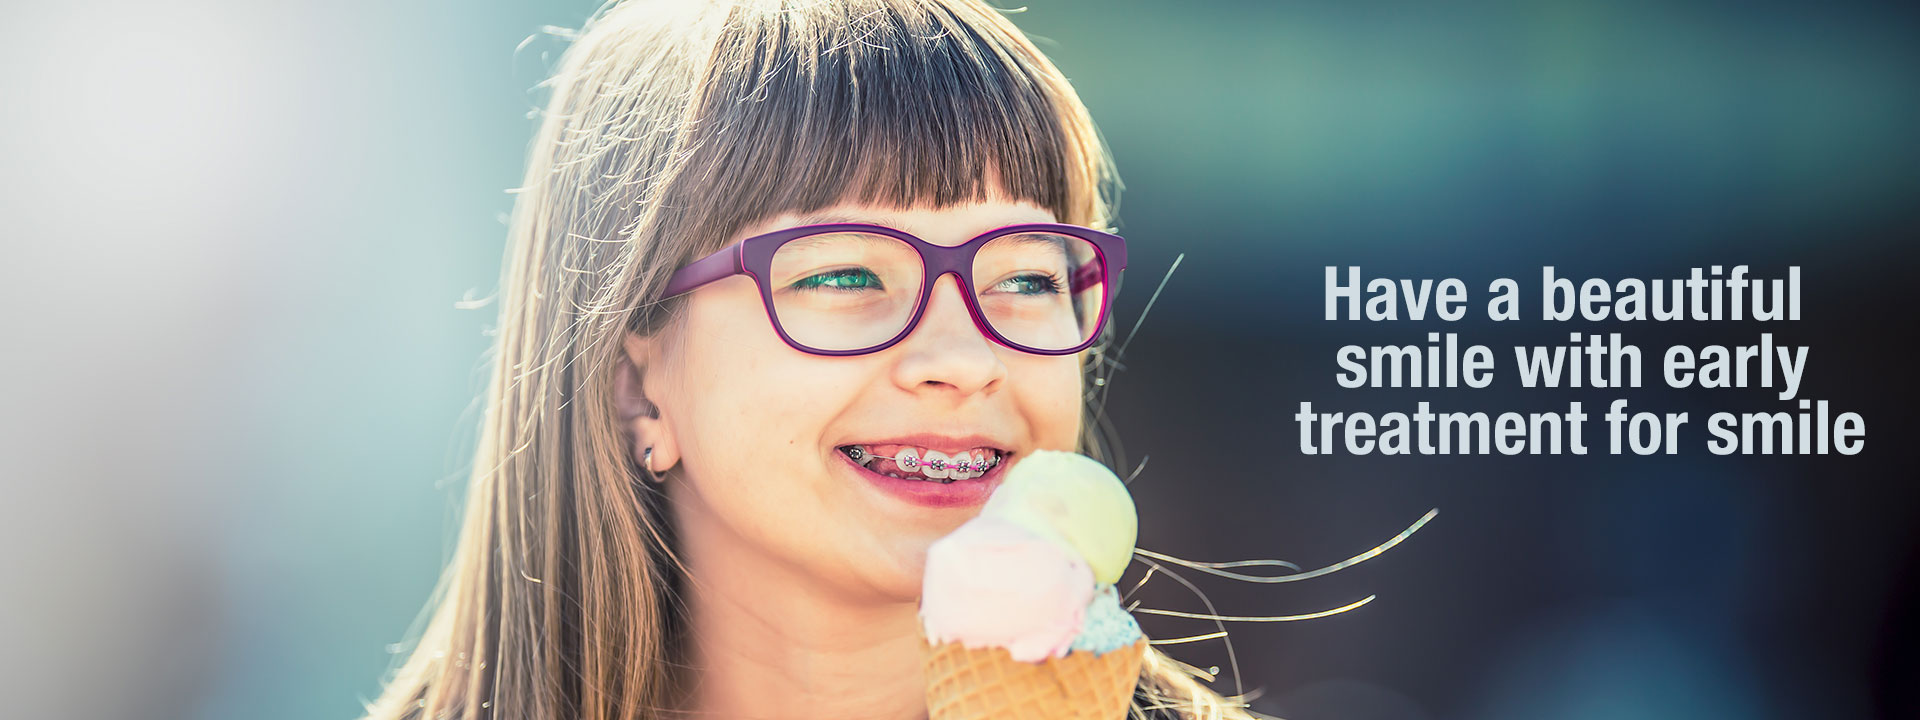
[836,444,1009,483]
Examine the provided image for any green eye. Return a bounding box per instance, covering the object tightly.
[791,267,884,291]
[994,272,1064,296]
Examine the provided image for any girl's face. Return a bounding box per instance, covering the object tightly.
[632,196,1086,602]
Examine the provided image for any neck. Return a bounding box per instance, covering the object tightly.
[669,484,928,720]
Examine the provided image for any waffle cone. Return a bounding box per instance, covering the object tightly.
[923,637,1147,720]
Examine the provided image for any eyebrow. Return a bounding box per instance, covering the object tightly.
[793,211,889,226]
[777,215,1069,251]
[998,232,1068,247]
[776,231,901,252]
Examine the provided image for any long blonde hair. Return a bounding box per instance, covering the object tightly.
[360,1,1259,718]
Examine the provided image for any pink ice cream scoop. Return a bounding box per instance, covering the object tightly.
[919,516,1095,662]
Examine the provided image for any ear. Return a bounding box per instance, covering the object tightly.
[614,330,680,477]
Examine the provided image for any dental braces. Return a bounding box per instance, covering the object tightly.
[842,446,1001,473]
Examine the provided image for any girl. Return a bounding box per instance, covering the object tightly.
[361,1,1259,718]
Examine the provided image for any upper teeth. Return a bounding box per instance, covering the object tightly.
[925,451,956,480]
[844,445,1003,481]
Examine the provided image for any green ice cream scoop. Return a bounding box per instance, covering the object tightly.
[979,450,1138,585]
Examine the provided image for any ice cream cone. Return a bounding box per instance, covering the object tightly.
[923,636,1147,720]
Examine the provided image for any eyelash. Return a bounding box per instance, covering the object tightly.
[789,269,1065,295]
[789,267,883,291]
[997,272,1065,295]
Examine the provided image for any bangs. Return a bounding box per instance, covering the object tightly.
[657,0,1106,249]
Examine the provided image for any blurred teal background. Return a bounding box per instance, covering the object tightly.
[1,1,1914,719]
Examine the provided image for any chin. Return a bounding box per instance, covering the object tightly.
[847,532,940,603]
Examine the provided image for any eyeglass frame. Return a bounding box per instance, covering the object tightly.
[657,222,1128,357]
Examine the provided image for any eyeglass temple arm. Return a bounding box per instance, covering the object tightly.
[1069,261,1103,293]
[660,243,744,299]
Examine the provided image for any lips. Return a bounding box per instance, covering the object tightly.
[833,433,1014,508]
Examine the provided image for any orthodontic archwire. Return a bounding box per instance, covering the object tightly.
[841,445,1001,473]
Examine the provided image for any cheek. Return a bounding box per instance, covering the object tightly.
[1016,355,1087,448]
[678,292,818,466]
[668,291,873,561]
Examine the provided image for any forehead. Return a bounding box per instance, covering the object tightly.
[736,197,1058,247]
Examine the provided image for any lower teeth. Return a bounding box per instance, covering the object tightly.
[882,471,954,484]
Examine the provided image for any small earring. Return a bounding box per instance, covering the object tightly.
[642,446,665,483]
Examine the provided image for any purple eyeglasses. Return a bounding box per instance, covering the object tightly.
[658,222,1127,356]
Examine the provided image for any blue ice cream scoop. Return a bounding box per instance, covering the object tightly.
[1069,585,1143,655]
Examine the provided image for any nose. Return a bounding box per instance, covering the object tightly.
[889,273,1007,397]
